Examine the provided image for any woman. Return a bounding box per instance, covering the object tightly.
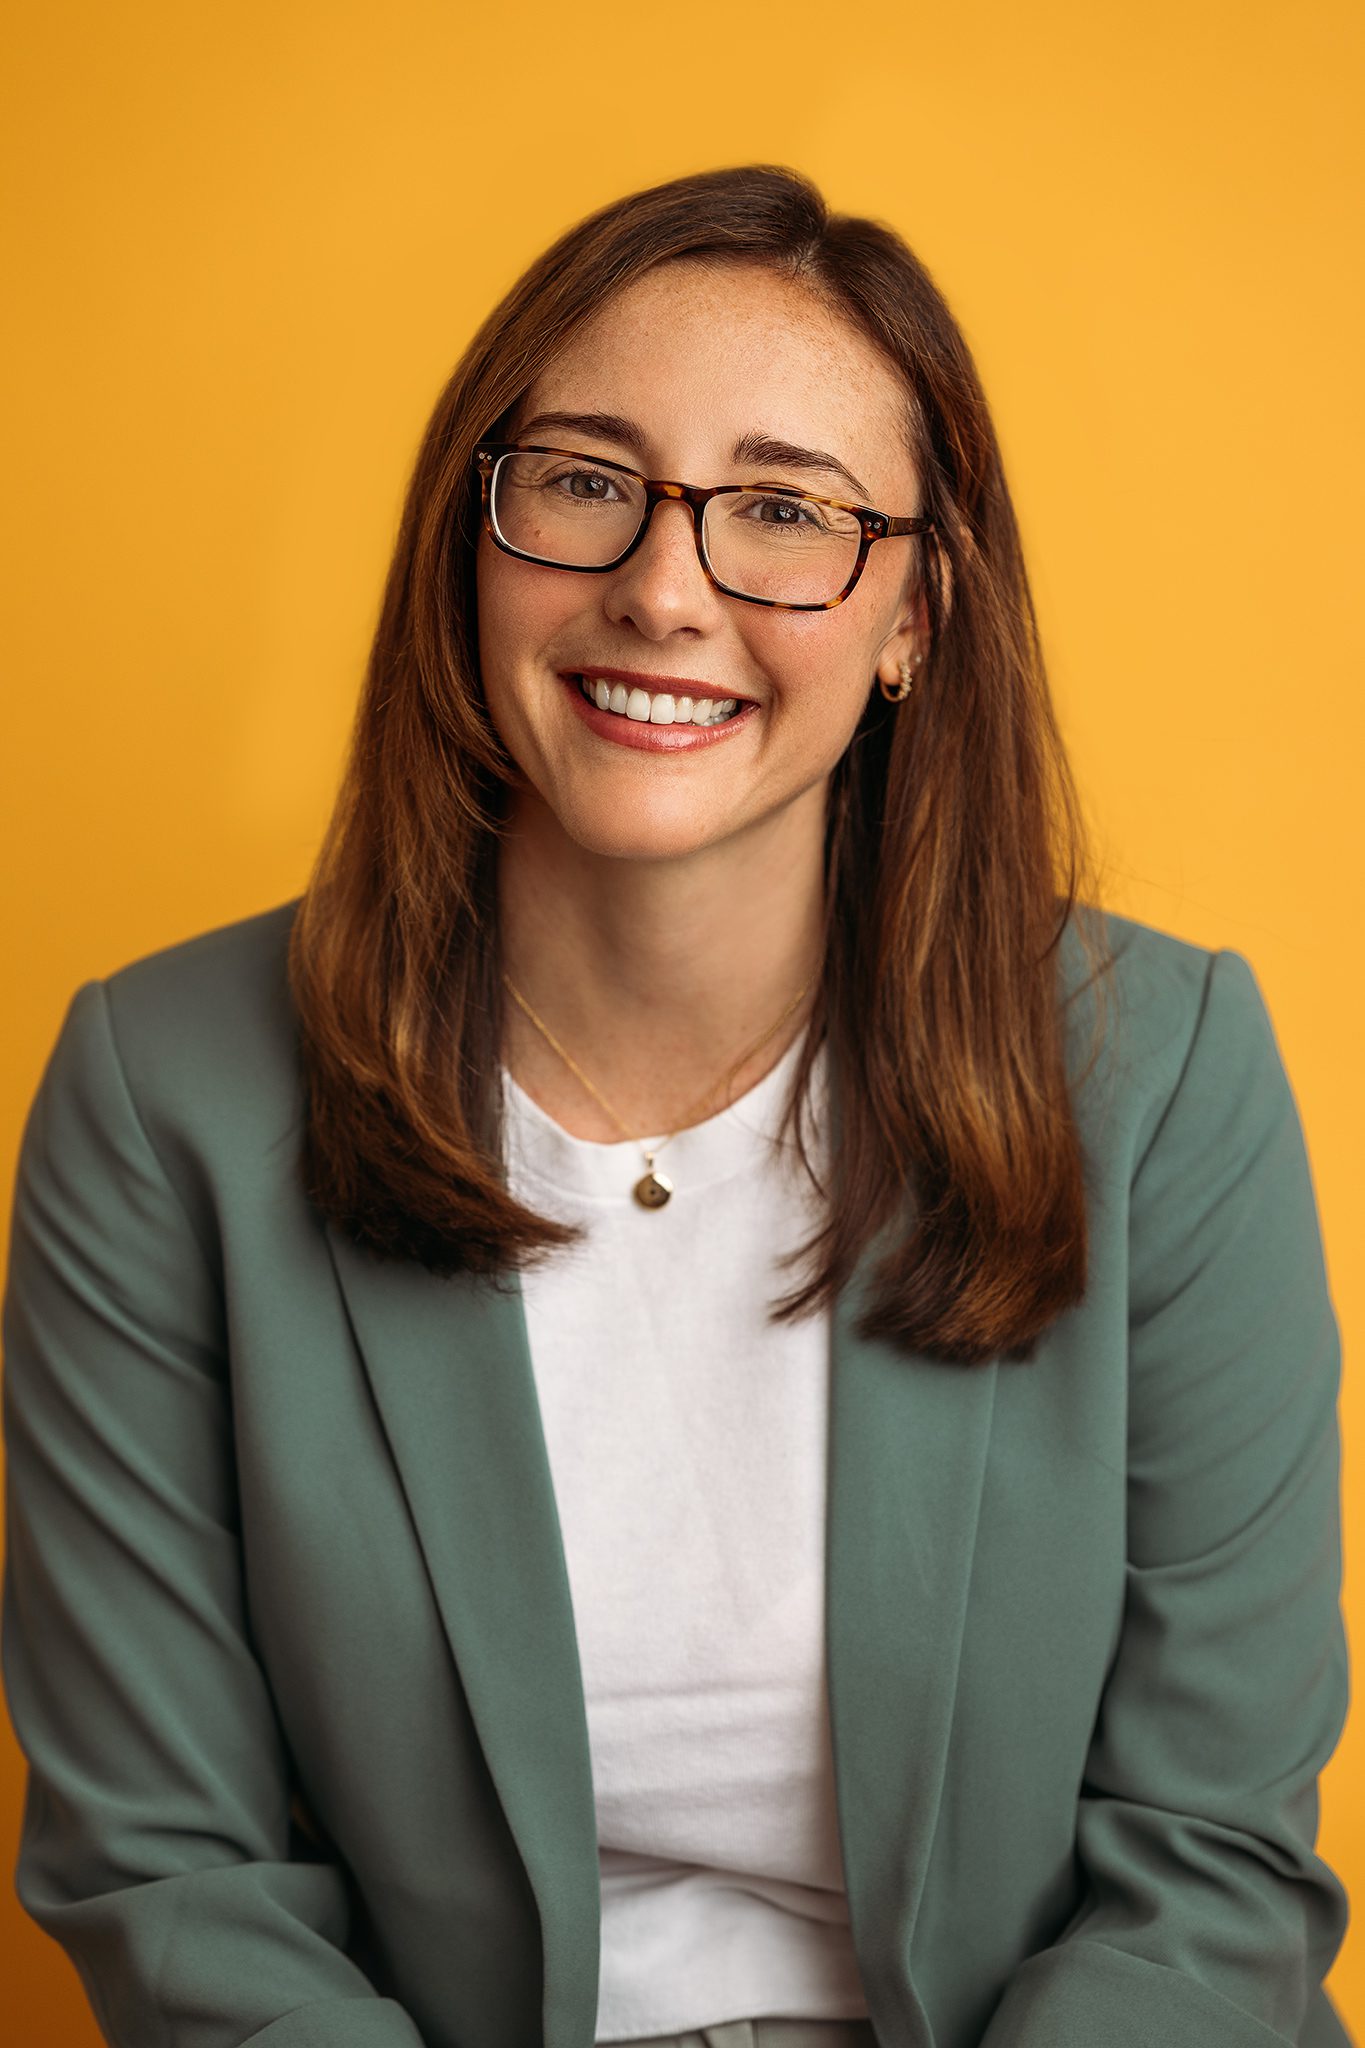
[1,164,1350,2048]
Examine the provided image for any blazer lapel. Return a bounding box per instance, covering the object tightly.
[826,1258,1000,2048]
[326,1221,998,2048]
[325,1223,602,2048]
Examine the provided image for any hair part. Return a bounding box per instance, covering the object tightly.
[289,162,1117,1366]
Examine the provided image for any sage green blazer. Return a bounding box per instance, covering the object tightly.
[1,899,1352,2048]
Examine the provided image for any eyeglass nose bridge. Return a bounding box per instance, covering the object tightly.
[496,466,730,593]
[621,477,715,579]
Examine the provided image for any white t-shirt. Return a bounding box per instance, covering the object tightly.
[500,1030,871,2040]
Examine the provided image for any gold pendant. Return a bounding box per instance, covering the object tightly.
[633,1165,674,1209]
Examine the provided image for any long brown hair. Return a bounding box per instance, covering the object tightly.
[289,162,1118,1365]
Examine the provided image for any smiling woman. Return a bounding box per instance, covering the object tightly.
[1,164,1350,2048]
[291,177,1109,1331]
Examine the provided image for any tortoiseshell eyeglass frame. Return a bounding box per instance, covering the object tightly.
[473,443,937,612]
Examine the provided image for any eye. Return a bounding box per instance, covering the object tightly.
[737,490,831,532]
[544,464,624,502]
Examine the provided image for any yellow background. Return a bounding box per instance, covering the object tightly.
[3,1,1362,2038]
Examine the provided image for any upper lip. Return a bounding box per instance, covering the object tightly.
[561,666,754,704]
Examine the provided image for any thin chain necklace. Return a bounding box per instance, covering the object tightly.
[501,970,816,1209]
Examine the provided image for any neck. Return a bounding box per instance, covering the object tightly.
[496,790,826,1143]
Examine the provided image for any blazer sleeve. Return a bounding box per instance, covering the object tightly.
[1,979,427,2048]
[980,947,1352,2048]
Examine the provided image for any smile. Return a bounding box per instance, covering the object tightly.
[560,672,759,754]
[572,674,742,726]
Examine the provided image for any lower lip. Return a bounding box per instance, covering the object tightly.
[561,674,759,752]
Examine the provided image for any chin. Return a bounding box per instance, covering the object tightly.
[557,801,735,866]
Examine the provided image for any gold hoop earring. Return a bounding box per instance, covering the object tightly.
[878,653,921,704]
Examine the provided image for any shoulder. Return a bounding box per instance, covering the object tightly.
[15,900,307,1278]
[1055,901,1291,1183]
[1061,899,1215,1045]
[75,896,305,1160]
[100,894,301,1020]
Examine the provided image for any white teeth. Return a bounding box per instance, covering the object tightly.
[578,676,744,727]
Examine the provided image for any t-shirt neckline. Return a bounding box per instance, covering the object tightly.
[500,1027,824,1204]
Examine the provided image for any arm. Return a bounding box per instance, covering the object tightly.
[1,979,426,2048]
[981,947,1351,2048]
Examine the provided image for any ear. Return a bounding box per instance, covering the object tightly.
[872,585,932,699]
[871,518,965,692]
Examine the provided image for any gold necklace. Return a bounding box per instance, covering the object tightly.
[501,969,816,1209]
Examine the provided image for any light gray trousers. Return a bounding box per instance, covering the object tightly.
[602,2020,878,2048]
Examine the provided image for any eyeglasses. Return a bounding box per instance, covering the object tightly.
[473,443,936,611]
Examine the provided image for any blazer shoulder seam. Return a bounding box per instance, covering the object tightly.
[94,975,224,1288]
[1128,943,1224,1192]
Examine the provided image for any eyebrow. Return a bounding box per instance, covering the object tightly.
[512,409,871,501]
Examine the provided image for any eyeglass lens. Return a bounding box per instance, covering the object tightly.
[490,449,862,605]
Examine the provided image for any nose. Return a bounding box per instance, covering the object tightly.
[602,495,721,636]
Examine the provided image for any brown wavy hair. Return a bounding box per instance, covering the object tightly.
[288,161,1118,1366]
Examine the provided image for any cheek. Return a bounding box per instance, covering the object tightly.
[475,543,589,695]
[472,557,534,757]
[474,544,523,675]
[767,619,876,742]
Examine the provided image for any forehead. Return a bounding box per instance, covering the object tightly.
[512,258,916,498]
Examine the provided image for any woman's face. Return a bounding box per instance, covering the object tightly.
[475,257,927,866]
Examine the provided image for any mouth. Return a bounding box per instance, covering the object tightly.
[559,669,760,753]
[560,667,765,724]
[564,672,748,727]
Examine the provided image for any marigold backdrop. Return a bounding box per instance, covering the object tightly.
[3,1,1362,2039]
